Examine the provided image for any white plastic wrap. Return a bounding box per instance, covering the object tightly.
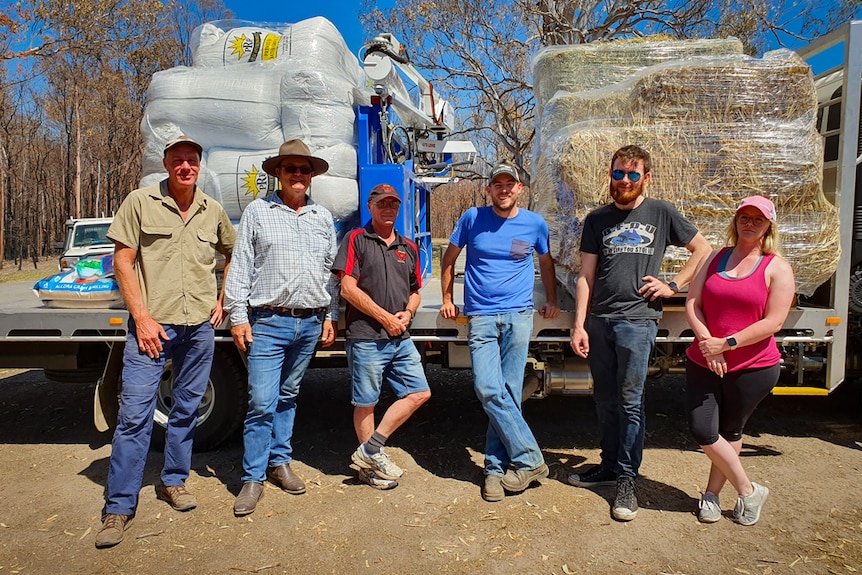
[281,103,356,149]
[142,66,284,151]
[206,148,281,222]
[310,175,361,243]
[192,24,288,67]
[190,17,366,87]
[312,142,358,179]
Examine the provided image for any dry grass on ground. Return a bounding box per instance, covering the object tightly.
[0,259,55,284]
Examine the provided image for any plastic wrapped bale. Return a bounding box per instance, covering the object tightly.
[206,148,281,222]
[282,102,356,149]
[286,17,367,87]
[534,122,838,297]
[312,142,358,179]
[539,87,635,148]
[192,23,289,66]
[631,50,817,125]
[142,66,284,152]
[191,17,366,87]
[532,37,744,119]
[280,68,358,149]
[308,175,360,242]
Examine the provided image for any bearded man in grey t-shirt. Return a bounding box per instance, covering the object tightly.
[568,145,711,522]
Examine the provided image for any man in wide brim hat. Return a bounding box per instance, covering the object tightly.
[261,139,329,177]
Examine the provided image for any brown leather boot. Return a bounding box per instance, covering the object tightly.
[266,463,306,494]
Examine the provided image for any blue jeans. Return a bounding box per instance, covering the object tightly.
[346,338,430,407]
[241,309,322,483]
[586,315,658,478]
[105,319,214,516]
[468,310,544,476]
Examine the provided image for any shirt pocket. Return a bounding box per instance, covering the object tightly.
[196,228,218,265]
[510,239,531,260]
[140,226,174,260]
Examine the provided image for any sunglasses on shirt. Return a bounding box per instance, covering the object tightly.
[611,170,643,183]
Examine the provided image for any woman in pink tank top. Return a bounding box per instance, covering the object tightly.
[684,196,795,526]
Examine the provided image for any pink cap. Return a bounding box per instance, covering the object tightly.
[737,195,776,221]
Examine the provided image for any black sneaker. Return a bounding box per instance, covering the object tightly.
[612,476,638,521]
[567,465,617,488]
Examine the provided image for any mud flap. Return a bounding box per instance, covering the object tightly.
[94,341,124,432]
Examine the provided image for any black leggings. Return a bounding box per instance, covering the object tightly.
[685,360,780,446]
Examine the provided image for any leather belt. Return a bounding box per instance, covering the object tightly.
[255,305,324,318]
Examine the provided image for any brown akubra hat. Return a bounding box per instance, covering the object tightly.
[261,140,329,177]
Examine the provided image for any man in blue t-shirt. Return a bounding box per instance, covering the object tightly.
[440,162,560,502]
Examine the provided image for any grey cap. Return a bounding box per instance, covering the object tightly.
[488,163,520,184]
[164,136,203,158]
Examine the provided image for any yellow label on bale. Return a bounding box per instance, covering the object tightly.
[261,35,280,61]
[228,31,282,63]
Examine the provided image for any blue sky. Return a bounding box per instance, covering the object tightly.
[220,1,394,56]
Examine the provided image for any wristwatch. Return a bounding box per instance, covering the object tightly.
[668,281,679,294]
[726,336,738,350]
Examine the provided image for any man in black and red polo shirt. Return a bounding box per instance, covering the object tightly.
[332,183,431,489]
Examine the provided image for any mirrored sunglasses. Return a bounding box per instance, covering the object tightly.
[611,169,643,182]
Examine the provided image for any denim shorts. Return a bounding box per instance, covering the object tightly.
[346,338,430,407]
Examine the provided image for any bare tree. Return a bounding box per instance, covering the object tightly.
[0,0,230,265]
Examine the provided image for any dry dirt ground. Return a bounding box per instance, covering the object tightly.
[0,363,860,575]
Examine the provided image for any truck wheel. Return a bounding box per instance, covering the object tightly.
[150,350,248,452]
[850,267,862,313]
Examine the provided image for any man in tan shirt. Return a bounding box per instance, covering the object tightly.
[96,136,235,548]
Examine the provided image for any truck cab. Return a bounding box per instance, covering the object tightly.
[57,218,115,271]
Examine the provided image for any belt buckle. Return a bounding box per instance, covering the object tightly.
[289,308,305,318]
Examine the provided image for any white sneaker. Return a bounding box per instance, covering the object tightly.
[697,492,721,523]
[351,444,403,480]
[357,467,398,490]
[733,482,769,526]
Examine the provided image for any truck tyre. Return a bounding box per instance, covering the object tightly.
[150,350,248,452]
[849,267,862,313]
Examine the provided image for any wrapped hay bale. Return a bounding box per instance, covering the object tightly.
[539,89,635,147]
[192,24,289,66]
[535,121,837,296]
[141,16,367,224]
[142,66,284,152]
[631,50,817,125]
[532,40,839,297]
[532,37,744,119]
[191,17,366,87]
[206,148,281,222]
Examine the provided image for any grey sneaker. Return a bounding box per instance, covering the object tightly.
[482,474,504,502]
[567,465,617,488]
[698,492,721,523]
[612,476,638,521]
[734,482,769,526]
[351,444,403,480]
[94,514,134,549]
[357,467,398,490]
